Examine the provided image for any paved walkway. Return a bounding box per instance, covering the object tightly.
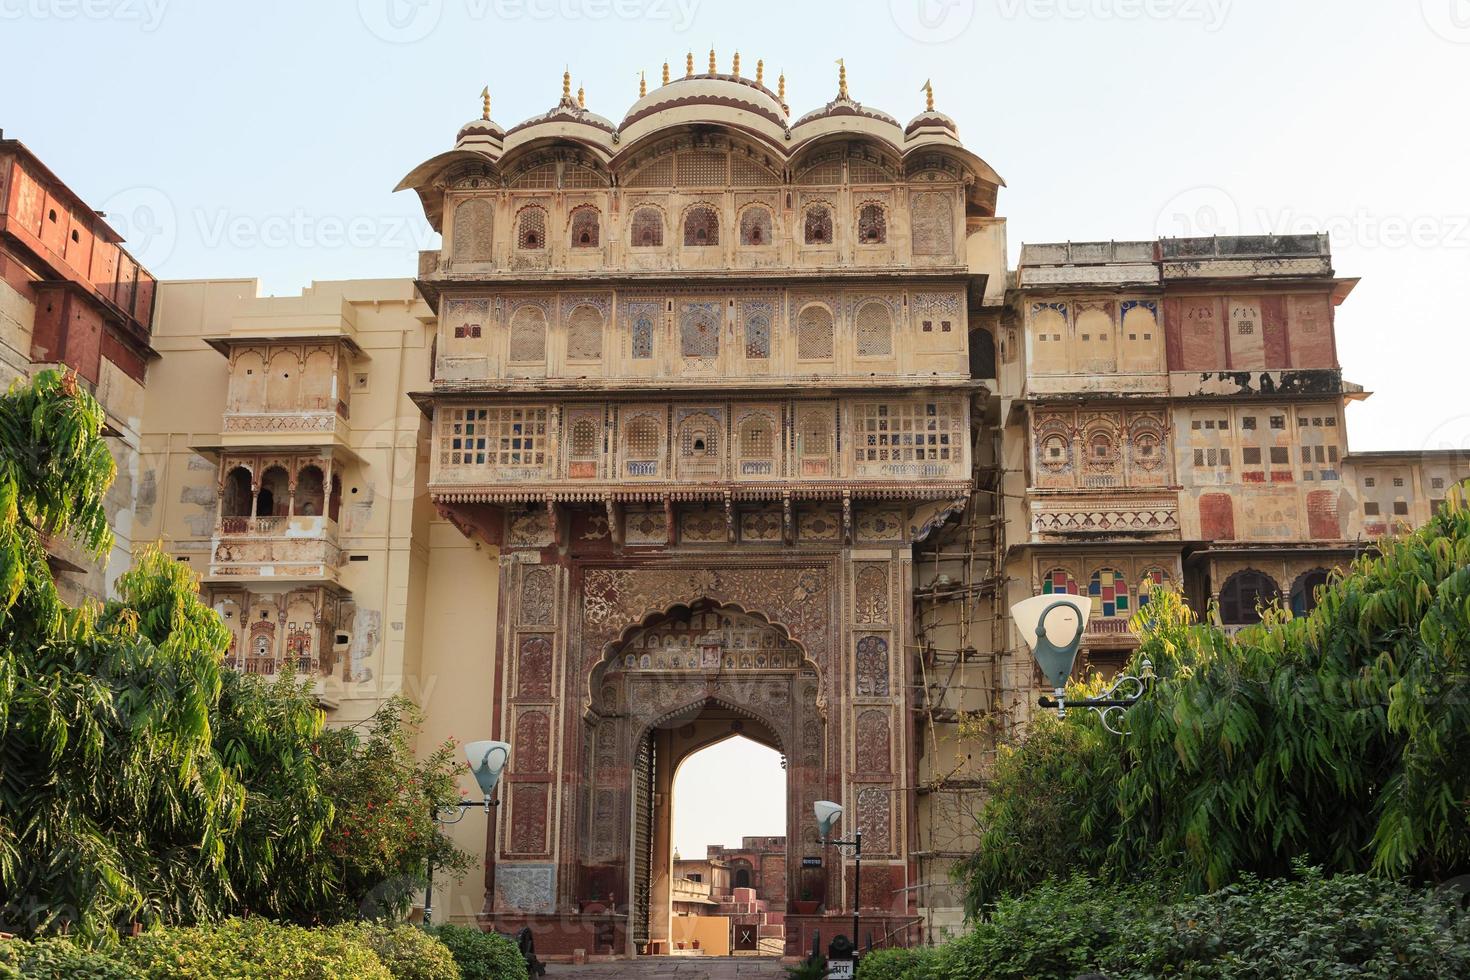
[547,957,788,978]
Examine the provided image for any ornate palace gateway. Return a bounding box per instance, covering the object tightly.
[111,51,1470,963]
[395,61,1002,955]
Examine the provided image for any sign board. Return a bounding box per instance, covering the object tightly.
[826,961,855,979]
[801,856,823,868]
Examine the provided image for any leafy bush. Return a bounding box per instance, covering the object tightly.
[364,923,461,980]
[1105,867,1470,979]
[428,924,528,980]
[854,945,941,980]
[940,875,1163,980]
[960,491,1470,908]
[0,937,138,979]
[923,869,1470,980]
[117,918,393,979]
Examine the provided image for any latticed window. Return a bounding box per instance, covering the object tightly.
[508,307,547,362]
[857,203,887,244]
[680,304,721,358]
[565,305,603,361]
[439,407,548,469]
[742,302,772,359]
[516,207,547,250]
[631,313,655,359]
[569,418,599,458]
[624,416,662,476]
[854,401,959,464]
[804,205,833,245]
[797,411,833,475]
[569,206,600,248]
[854,302,893,357]
[740,207,773,246]
[679,417,719,457]
[451,198,495,263]
[796,305,834,360]
[911,191,954,255]
[678,151,728,186]
[739,417,776,475]
[683,206,720,246]
[630,207,664,247]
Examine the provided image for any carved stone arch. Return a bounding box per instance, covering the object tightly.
[582,592,829,719]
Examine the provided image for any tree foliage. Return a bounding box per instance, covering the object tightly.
[0,371,468,937]
[959,487,1470,910]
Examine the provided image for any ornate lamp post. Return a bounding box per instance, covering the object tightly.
[814,801,861,963]
[424,740,511,928]
[1010,593,1152,735]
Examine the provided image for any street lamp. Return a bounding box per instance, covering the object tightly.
[814,801,861,960]
[424,740,511,928]
[1011,593,1152,735]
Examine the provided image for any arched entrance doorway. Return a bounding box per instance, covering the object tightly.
[591,600,820,955]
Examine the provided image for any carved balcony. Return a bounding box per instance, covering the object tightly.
[219,406,351,451]
[207,515,342,584]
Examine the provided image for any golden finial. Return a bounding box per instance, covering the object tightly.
[732,51,740,77]
[778,71,787,110]
[708,47,717,75]
[640,70,647,98]
[562,69,571,102]
[663,61,671,85]
[686,52,694,77]
[837,58,848,100]
[922,78,934,112]
[577,83,585,108]
[756,59,764,86]
[480,86,491,121]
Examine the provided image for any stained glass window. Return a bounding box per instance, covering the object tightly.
[1088,568,1130,618]
[1041,568,1079,595]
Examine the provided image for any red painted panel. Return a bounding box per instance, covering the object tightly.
[38,191,68,255]
[1172,297,1225,370]
[1199,493,1236,541]
[1261,295,1289,367]
[1307,490,1341,539]
[1288,294,1336,368]
[90,237,118,303]
[1163,297,1185,370]
[63,213,95,278]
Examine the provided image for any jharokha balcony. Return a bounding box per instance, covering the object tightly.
[208,458,344,584]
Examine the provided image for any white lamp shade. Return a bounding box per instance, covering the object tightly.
[814,800,843,839]
[464,740,511,798]
[1010,593,1091,653]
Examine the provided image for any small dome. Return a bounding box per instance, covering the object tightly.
[620,74,787,130]
[794,97,899,129]
[904,110,958,138]
[456,117,505,145]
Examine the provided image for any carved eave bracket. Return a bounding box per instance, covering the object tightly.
[434,501,505,549]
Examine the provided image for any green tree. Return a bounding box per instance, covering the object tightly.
[0,371,244,937]
[0,371,468,936]
[960,488,1470,909]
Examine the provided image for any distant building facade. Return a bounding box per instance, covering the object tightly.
[0,137,157,602]
[67,53,1470,960]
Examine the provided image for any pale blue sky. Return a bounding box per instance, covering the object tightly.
[3,1,1467,453]
[671,736,785,858]
[4,1,1467,847]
